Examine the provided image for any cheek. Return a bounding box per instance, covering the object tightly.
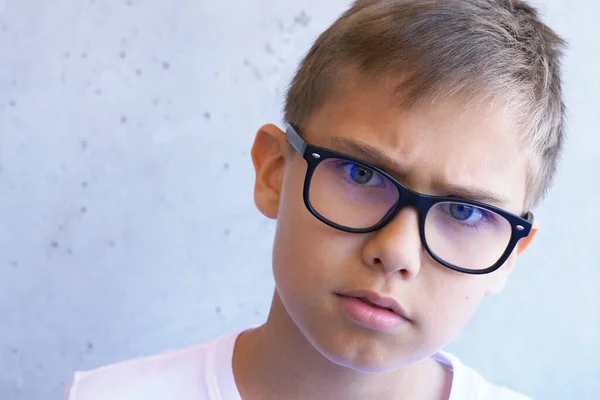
[273,159,363,289]
[273,164,338,296]
[272,194,359,296]
[417,272,490,347]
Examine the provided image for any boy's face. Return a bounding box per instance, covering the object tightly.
[252,75,537,372]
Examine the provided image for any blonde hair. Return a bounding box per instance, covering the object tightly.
[284,0,566,208]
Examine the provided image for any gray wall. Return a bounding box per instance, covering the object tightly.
[0,0,598,399]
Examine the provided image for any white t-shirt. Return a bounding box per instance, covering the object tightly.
[67,328,531,400]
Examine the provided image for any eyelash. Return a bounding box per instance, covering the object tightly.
[449,210,497,230]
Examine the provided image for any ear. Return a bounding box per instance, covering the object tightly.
[251,124,288,219]
[485,223,539,296]
[516,223,539,256]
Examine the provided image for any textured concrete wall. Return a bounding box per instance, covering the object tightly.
[0,0,598,399]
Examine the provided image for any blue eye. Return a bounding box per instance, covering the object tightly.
[446,203,484,223]
[342,162,384,186]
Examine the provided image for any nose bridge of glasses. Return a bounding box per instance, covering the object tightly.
[392,183,435,219]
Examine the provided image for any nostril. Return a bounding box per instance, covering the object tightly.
[399,268,412,279]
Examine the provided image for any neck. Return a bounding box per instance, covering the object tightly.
[232,291,451,400]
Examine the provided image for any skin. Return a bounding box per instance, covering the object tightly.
[233,74,538,400]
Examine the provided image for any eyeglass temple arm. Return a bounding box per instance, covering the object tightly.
[525,211,534,223]
[285,123,307,156]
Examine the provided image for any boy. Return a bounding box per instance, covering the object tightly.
[67,0,566,398]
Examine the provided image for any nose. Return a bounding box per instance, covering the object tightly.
[361,206,423,280]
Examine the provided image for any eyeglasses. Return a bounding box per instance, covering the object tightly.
[285,123,534,275]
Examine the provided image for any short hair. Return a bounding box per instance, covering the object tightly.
[284,0,566,209]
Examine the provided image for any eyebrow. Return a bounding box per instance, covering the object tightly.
[329,136,511,206]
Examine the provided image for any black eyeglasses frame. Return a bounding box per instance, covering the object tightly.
[285,123,534,275]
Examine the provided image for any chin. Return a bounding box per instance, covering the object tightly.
[324,349,407,374]
[307,331,414,374]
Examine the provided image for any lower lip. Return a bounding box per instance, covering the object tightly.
[337,295,409,330]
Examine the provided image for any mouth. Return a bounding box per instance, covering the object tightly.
[359,297,396,312]
[336,290,411,330]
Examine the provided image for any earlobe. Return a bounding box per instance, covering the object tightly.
[251,124,288,219]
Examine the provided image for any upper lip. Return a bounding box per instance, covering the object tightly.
[337,290,411,321]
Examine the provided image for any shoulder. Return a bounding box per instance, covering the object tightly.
[435,351,533,400]
[67,333,236,400]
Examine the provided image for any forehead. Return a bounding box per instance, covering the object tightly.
[303,75,530,213]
